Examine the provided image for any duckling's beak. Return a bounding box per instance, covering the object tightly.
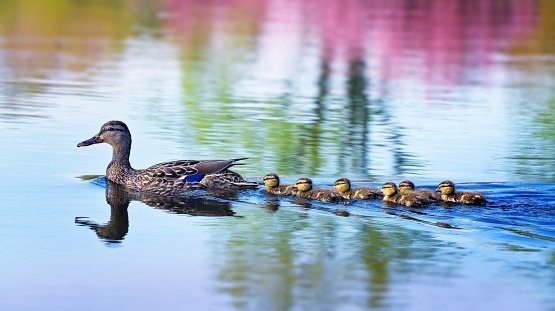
[77,135,102,147]
[435,188,441,193]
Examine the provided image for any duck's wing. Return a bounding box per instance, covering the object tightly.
[144,158,247,180]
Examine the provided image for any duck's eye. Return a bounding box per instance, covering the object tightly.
[102,127,126,133]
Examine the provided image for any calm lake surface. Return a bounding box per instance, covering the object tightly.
[0,0,554,310]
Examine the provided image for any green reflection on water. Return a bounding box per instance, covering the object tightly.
[210,201,459,310]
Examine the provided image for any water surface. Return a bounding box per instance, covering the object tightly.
[0,1,554,310]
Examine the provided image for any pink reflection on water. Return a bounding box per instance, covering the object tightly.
[160,0,539,87]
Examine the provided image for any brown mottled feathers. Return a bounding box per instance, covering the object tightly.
[341,187,382,200]
[266,184,296,196]
[449,191,487,205]
[297,189,345,204]
[200,170,258,189]
[121,159,255,195]
[384,193,427,207]
[145,159,240,178]
[416,190,439,201]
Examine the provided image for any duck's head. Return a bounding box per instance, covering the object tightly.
[77,121,131,148]
[295,178,313,192]
[381,182,398,196]
[398,180,415,193]
[437,180,455,195]
[263,173,280,188]
[333,178,351,193]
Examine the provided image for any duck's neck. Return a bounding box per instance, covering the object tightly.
[111,142,131,167]
[107,142,134,184]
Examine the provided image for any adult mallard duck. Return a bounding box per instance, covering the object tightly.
[436,180,487,205]
[398,180,438,203]
[333,178,382,200]
[294,177,345,203]
[77,121,257,195]
[381,182,426,207]
[262,173,296,195]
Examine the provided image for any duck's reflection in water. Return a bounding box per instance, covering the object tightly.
[75,181,234,244]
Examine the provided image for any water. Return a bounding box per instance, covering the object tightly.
[0,0,554,310]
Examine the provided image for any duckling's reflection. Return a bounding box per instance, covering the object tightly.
[76,180,234,244]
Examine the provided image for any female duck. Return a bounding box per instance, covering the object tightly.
[398,180,438,203]
[381,182,426,207]
[436,180,487,205]
[295,178,344,203]
[333,178,382,200]
[77,121,257,195]
[262,173,296,196]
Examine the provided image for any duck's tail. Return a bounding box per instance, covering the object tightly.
[227,158,249,168]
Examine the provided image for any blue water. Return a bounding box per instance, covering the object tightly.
[0,0,554,310]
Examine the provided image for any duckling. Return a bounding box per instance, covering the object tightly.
[333,178,382,200]
[436,180,487,205]
[398,180,438,203]
[381,182,426,207]
[262,173,296,195]
[295,178,345,203]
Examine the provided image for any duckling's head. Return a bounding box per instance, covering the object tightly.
[263,173,280,188]
[437,180,455,195]
[381,182,398,196]
[295,178,313,192]
[77,121,131,148]
[333,178,351,193]
[398,180,415,193]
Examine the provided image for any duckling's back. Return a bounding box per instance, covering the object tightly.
[455,191,487,205]
[267,184,296,196]
[416,189,439,201]
[352,186,383,200]
[299,188,344,203]
[395,192,427,207]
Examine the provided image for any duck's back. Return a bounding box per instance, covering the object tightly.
[117,159,254,195]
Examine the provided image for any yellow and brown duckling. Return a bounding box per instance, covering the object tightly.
[398,180,438,203]
[436,180,487,205]
[333,178,382,200]
[77,121,257,195]
[295,177,345,203]
[262,173,296,196]
[381,182,427,207]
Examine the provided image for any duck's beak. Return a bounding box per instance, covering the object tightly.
[77,135,102,147]
[435,188,441,193]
